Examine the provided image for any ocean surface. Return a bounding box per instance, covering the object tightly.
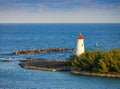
[0,23,120,89]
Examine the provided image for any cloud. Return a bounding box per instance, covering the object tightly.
[0,8,119,23]
[0,0,120,12]
[0,0,120,23]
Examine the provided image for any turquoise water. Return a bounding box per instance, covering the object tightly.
[0,23,120,89]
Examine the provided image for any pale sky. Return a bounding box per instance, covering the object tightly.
[0,0,120,23]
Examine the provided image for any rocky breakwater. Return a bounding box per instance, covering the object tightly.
[19,58,120,78]
[13,48,74,54]
[70,71,120,78]
[20,58,37,62]
[19,58,74,71]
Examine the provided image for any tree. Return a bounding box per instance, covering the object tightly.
[70,49,120,73]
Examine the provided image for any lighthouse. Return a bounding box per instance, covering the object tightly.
[76,34,85,57]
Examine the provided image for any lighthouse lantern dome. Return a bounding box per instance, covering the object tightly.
[77,34,84,39]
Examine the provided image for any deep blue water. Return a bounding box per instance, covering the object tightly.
[0,23,120,89]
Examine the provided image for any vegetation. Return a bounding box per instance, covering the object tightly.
[70,49,120,73]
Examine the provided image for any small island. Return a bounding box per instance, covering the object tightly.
[18,34,120,78]
[70,49,120,78]
[19,49,120,78]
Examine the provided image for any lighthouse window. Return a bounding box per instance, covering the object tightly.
[81,44,83,46]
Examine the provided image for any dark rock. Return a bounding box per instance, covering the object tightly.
[20,58,36,62]
[12,48,74,54]
[19,59,72,71]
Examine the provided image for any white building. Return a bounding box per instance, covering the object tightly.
[76,34,85,57]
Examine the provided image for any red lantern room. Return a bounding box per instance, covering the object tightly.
[77,34,84,39]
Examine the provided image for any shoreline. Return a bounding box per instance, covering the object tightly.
[19,59,120,78]
[70,71,120,78]
[21,65,57,71]
[21,65,120,78]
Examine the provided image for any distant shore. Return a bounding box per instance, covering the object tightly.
[19,58,120,78]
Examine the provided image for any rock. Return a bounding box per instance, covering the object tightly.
[20,58,36,62]
[19,59,72,71]
[12,48,74,54]
[70,71,120,78]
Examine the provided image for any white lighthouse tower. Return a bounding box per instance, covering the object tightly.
[76,34,85,57]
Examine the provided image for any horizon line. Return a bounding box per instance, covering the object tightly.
[0,22,120,24]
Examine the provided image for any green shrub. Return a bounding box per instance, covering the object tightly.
[70,49,120,73]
